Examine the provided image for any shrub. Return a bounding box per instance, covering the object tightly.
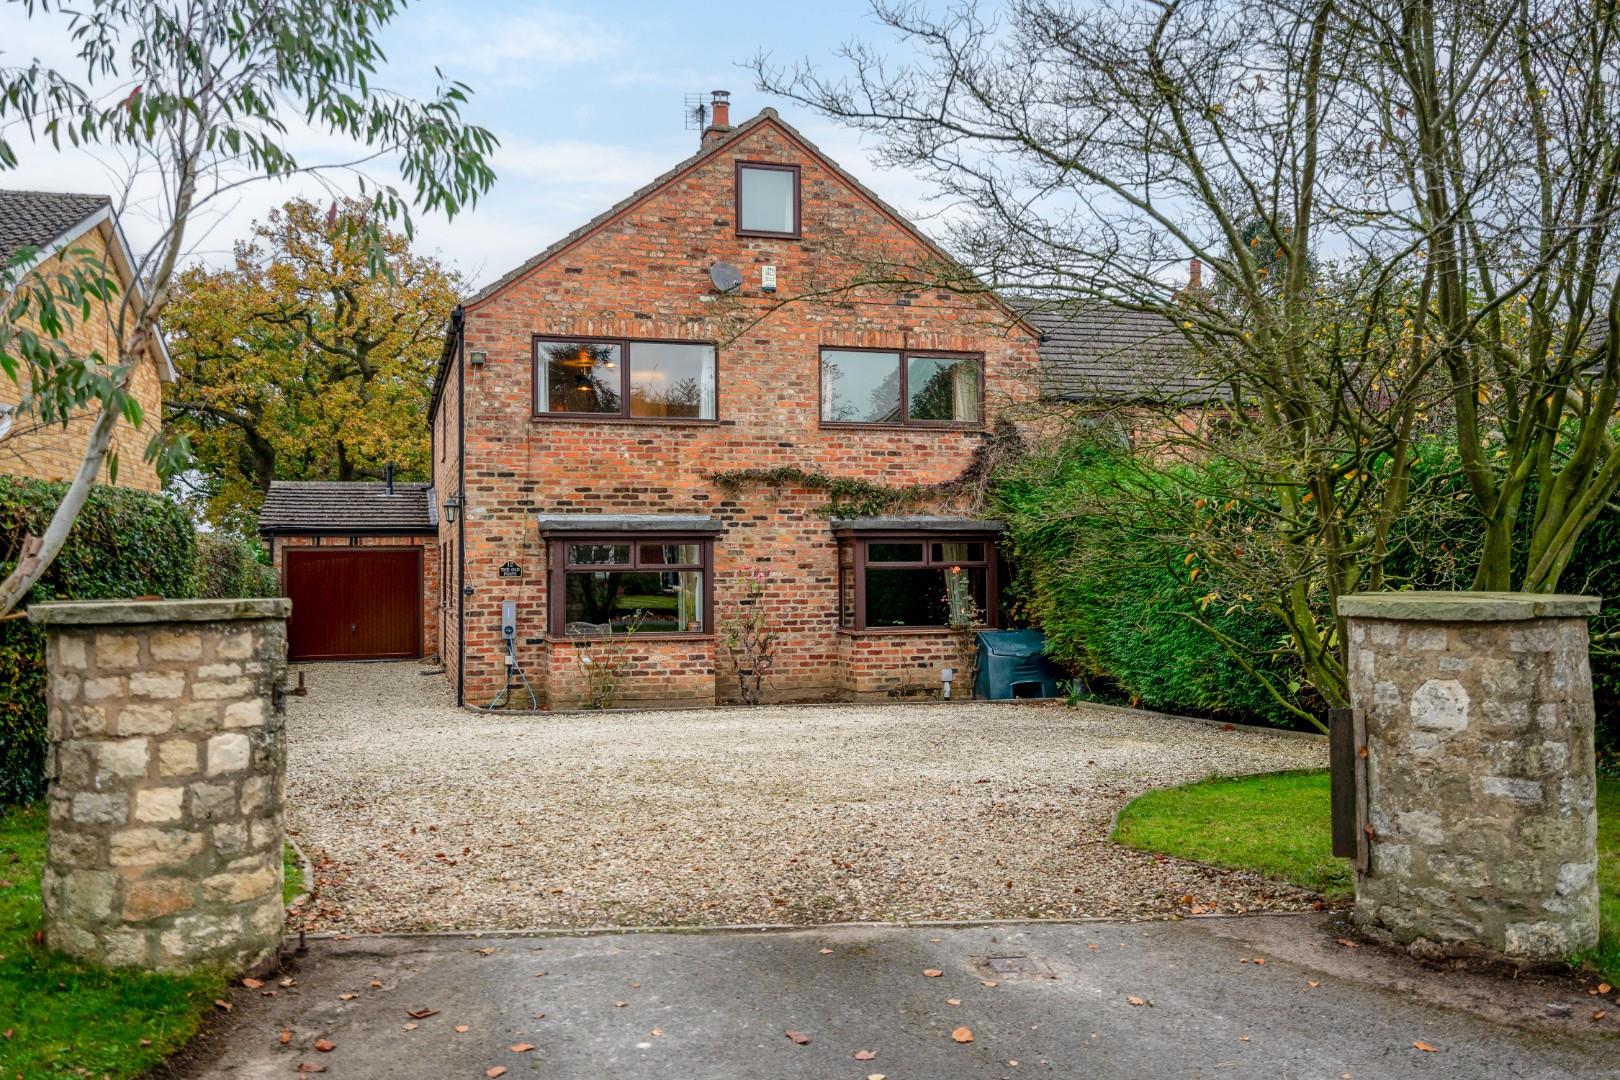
[0,477,196,806]
[994,439,1308,728]
[195,532,279,600]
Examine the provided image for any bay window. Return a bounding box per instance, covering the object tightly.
[535,336,717,420]
[549,535,712,636]
[836,525,1001,630]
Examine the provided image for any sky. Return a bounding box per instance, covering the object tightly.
[0,0,937,291]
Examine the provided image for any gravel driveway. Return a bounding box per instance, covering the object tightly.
[284,663,1328,933]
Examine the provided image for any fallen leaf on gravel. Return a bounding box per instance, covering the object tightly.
[214,999,232,1011]
[868,1075,886,1080]
[531,1013,545,1020]
[1593,1011,1607,1022]
[454,1025,469,1034]
[295,1065,325,1074]
[1306,981,1320,988]
[952,1026,974,1043]
[279,1030,292,1045]
[923,969,943,978]
[486,1068,507,1079]
[1598,984,1614,995]
[1412,1041,1439,1052]
[980,980,998,988]
[475,947,496,956]
[405,1009,439,1019]
[511,1043,535,1053]
[338,993,358,1001]
[1335,938,1359,949]
[370,980,383,989]
[651,1028,663,1037]
[819,948,833,955]
[854,1050,878,1060]
[786,1030,812,1045]
[242,978,263,990]
[1127,996,1149,1007]
[332,934,351,941]
[614,1001,628,1008]
[401,1024,418,1032]
[1239,1035,1249,1042]
[280,977,296,987]
[533,971,547,978]
[313,1039,335,1052]
[946,998,961,1006]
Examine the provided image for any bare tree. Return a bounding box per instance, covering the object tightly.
[754,0,1620,706]
[0,0,496,614]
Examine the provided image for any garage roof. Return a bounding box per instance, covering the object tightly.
[258,481,436,535]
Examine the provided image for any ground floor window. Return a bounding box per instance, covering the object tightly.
[549,536,711,635]
[837,530,1000,630]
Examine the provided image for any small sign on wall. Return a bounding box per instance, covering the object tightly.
[498,561,522,578]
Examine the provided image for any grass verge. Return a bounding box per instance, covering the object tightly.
[283,842,305,904]
[1112,769,1618,983]
[0,802,297,1078]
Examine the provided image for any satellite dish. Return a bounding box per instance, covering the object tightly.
[708,262,743,293]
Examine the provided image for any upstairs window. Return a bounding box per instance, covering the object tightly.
[736,162,800,237]
[820,348,983,427]
[535,337,717,420]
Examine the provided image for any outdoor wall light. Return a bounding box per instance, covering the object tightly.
[442,494,464,523]
[468,349,486,367]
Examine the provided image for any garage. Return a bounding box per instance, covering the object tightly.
[257,479,441,663]
[284,547,422,661]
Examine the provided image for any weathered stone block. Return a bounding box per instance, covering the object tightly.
[197,662,242,679]
[94,633,140,670]
[193,678,255,701]
[201,866,277,905]
[101,928,151,967]
[188,781,239,819]
[176,702,222,733]
[123,878,194,921]
[109,827,207,867]
[207,733,252,776]
[81,676,127,702]
[129,671,186,700]
[60,869,118,923]
[95,738,149,780]
[115,704,176,737]
[157,739,199,777]
[223,700,268,729]
[149,630,202,662]
[56,635,87,670]
[134,787,185,824]
[71,792,129,826]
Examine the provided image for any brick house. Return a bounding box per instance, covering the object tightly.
[430,98,1044,708]
[0,190,175,490]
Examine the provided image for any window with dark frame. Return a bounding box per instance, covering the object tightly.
[736,161,800,237]
[820,348,983,427]
[535,337,717,420]
[837,532,1000,630]
[549,536,712,636]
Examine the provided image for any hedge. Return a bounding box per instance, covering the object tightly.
[0,477,197,805]
[195,532,279,601]
[994,439,1307,727]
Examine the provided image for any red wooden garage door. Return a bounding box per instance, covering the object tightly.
[285,547,422,661]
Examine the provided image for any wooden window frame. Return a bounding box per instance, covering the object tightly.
[547,532,715,638]
[818,346,986,430]
[532,335,720,424]
[735,160,802,239]
[837,530,1001,632]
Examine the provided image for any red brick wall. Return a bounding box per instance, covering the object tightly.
[269,534,439,659]
[539,637,717,711]
[837,629,965,699]
[433,354,463,685]
[442,115,1040,707]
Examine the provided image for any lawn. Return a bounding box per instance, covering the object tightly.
[1113,770,1620,982]
[0,802,296,1078]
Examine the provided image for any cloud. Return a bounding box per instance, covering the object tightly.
[393,7,625,86]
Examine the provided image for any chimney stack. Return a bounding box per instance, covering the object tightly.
[1188,257,1202,291]
[702,90,732,146]
[384,462,395,495]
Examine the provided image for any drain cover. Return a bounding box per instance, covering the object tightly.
[976,955,1055,979]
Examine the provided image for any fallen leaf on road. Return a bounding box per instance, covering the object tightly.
[819,948,833,955]
[485,1069,507,1079]
[614,1001,628,1008]
[1127,996,1150,1007]
[213,999,232,1011]
[1335,939,1359,949]
[511,1044,535,1053]
[786,1030,812,1045]
[475,947,496,956]
[946,998,961,1006]
[1413,1041,1439,1052]
[923,969,943,978]
[242,977,263,990]
[338,993,357,1001]
[405,1009,439,1020]
[1239,1035,1250,1042]
[651,1028,663,1037]
[454,1025,469,1034]
[1593,1011,1607,1022]
[401,1023,418,1032]
[867,1075,886,1080]
[370,980,383,989]
[854,1049,878,1060]
[952,1026,974,1043]
[295,1065,325,1074]
[533,971,546,978]
[279,1030,292,1045]
[280,977,297,988]
[313,1039,335,1052]
[1306,981,1320,988]
[980,980,998,988]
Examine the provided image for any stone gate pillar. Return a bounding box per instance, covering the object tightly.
[1338,592,1600,961]
[29,598,290,972]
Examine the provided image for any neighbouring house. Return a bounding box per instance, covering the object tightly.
[415,95,1045,708]
[0,189,175,490]
[258,477,440,662]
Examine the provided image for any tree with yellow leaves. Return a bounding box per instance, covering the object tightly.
[164,198,460,533]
